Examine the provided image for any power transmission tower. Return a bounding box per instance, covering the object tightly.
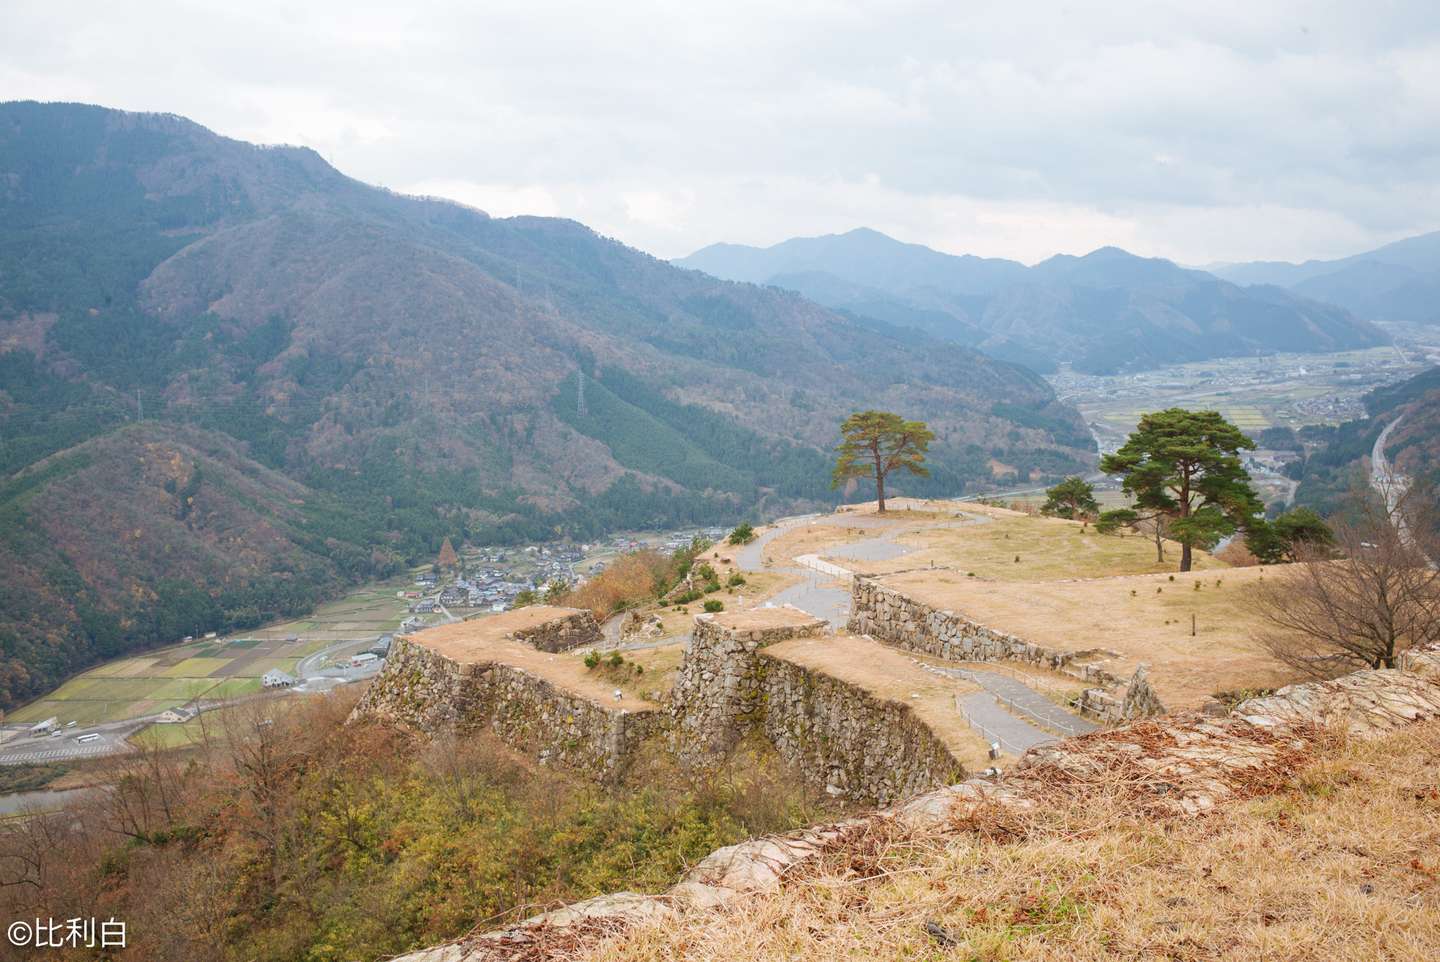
[575,369,587,417]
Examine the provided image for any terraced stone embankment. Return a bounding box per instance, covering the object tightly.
[849,574,1163,723]
[389,642,1440,962]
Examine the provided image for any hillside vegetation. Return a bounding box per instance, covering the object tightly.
[0,691,840,962]
[1294,366,1440,514]
[0,101,1092,708]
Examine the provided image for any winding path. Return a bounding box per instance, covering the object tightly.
[1372,411,1409,517]
[736,508,1098,754]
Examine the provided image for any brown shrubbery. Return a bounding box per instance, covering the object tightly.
[0,689,830,962]
[559,550,675,621]
[1251,488,1440,676]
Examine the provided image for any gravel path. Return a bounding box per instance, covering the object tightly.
[961,670,1101,737]
[957,691,1056,755]
[766,576,852,626]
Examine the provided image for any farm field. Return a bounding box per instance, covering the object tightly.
[7,578,411,727]
[1050,345,1421,454]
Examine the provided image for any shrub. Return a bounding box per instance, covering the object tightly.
[727,573,746,587]
[696,563,717,582]
[583,651,601,669]
[728,523,756,545]
[556,550,673,621]
[703,599,724,613]
[703,580,722,594]
[607,652,624,669]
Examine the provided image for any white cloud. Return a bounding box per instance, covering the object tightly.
[3,0,1439,264]
[403,179,561,218]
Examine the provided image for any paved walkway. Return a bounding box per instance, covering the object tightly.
[950,668,1101,737]
[734,516,852,626]
[957,691,1055,756]
[766,574,852,626]
[912,659,1099,753]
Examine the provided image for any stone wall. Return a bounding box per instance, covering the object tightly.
[510,608,601,652]
[670,612,828,762]
[757,656,964,803]
[387,645,1440,962]
[849,576,1164,722]
[670,608,964,804]
[352,637,661,781]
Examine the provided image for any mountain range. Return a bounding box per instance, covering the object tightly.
[677,228,1387,374]
[0,102,1091,708]
[1211,231,1440,325]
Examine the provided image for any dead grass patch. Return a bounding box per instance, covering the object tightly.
[877,565,1297,709]
[577,719,1440,962]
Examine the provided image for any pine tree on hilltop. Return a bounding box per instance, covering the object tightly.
[1100,408,1263,572]
[437,537,459,570]
[832,410,934,513]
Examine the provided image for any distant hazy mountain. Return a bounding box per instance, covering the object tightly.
[1213,230,1440,324]
[0,102,1091,708]
[681,227,1030,294]
[677,230,1385,374]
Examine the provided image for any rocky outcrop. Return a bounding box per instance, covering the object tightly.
[1235,663,1440,736]
[849,575,1164,721]
[352,636,661,781]
[388,644,1440,962]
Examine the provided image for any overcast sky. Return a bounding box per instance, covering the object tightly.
[4,1,1439,265]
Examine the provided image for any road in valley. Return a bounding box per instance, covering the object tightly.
[1371,411,1408,515]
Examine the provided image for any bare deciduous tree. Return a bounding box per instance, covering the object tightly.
[1251,486,1440,677]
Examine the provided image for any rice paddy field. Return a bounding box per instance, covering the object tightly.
[7,580,412,727]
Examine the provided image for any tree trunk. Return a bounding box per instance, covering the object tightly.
[1180,542,1192,572]
[875,469,886,513]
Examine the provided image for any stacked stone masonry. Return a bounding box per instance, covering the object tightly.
[849,575,1164,723]
[352,636,661,781]
[671,608,963,804]
[509,608,602,652]
[390,645,1440,962]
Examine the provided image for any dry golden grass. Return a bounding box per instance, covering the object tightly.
[843,512,1224,581]
[410,617,657,711]
[878,566,1296,709]
[577,720,1440,962]
[762,523,890,566]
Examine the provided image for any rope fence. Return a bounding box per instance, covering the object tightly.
[954,695,1053,757]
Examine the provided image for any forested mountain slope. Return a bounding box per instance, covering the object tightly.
[1214,230,1440,324]
[679,229,1384,374]
[1293,366,1440,515]
[0,102,1091,707]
